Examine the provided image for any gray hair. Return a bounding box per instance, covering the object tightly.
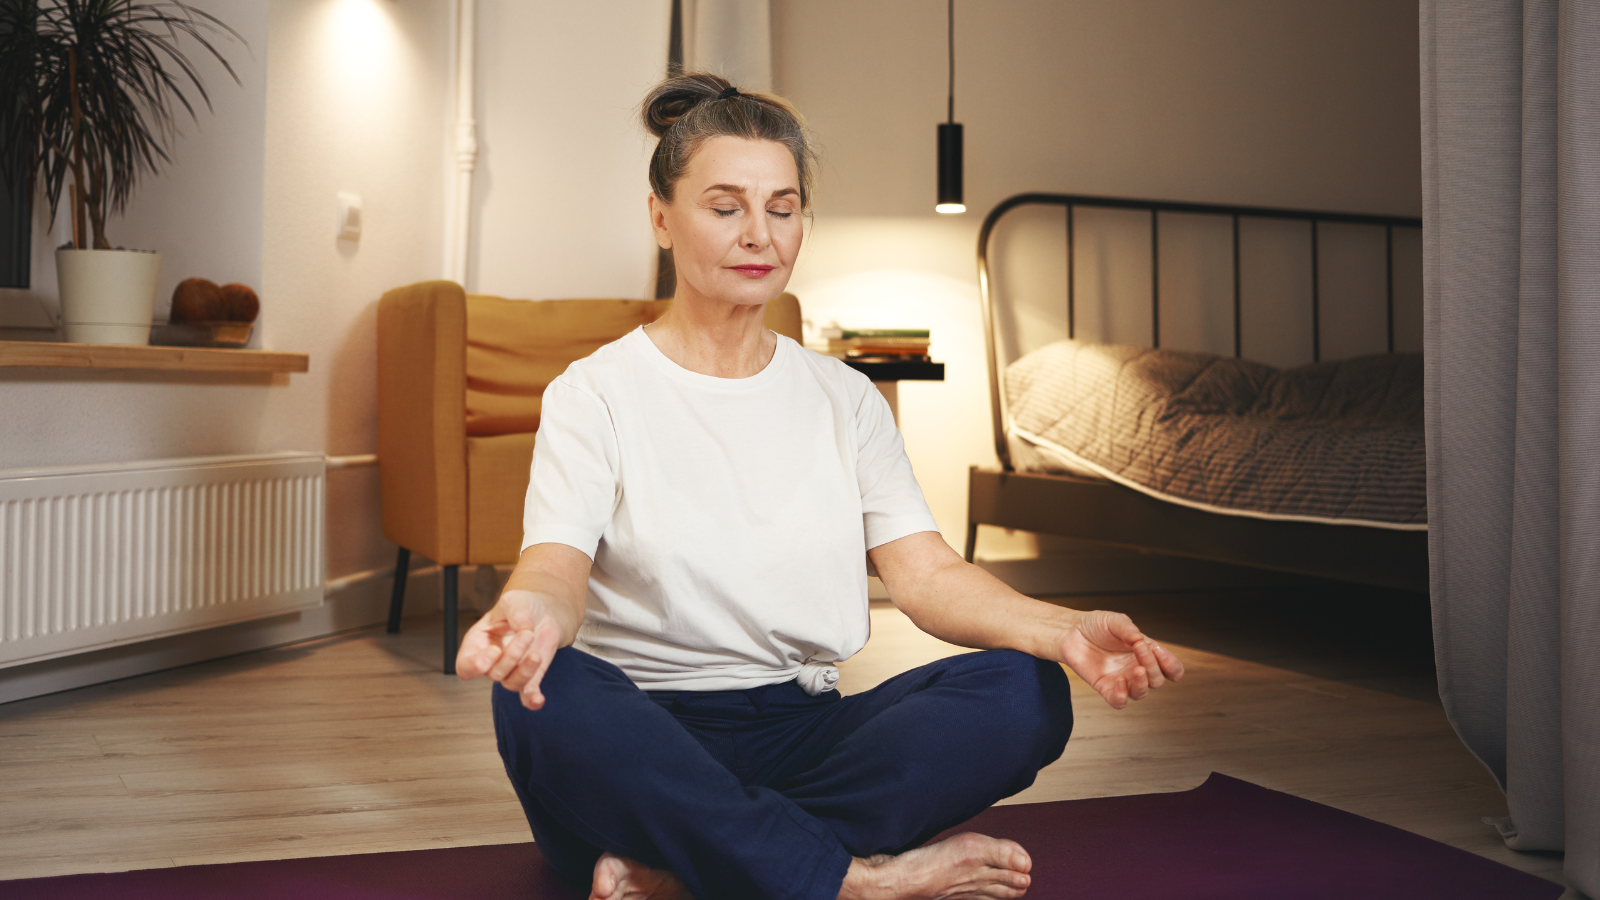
[642,72,816,209]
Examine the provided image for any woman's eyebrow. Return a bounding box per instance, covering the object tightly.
[700,185,799,199]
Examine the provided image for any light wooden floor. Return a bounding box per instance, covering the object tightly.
[0,603,1569,892]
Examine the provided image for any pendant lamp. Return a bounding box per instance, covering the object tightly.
[936,0,964,214]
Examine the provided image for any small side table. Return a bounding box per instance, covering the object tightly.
[842,358,945,424]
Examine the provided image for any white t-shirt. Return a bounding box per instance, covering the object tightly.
[521,326,939,693]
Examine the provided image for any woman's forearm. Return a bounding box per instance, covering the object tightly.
[499,542,593,648]
[897,558,1081,660]
[870,531,1081,662]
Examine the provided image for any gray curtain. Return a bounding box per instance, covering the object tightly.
[1422,0,1599,894]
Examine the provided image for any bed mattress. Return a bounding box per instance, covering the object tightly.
[1004,341,1426,530]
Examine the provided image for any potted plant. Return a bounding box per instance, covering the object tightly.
[0,0,240,345]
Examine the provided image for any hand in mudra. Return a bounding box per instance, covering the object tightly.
[1059,609,1185,709]
[456,590,566,710]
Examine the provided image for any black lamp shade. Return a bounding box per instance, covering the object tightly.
[937,122,964,213]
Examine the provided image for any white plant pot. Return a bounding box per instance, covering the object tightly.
[55,248,163,345]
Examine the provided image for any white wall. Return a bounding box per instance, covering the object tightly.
[469,0,670,300]
[261,0,453,581]
[1,0,453,584]
[772,0,1422,557]
[117,1,269,333]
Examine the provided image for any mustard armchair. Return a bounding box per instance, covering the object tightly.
[376,281,804,672]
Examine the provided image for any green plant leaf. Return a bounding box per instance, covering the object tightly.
[2,0,244,246]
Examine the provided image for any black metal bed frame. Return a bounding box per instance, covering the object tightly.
[966,193,1428,593]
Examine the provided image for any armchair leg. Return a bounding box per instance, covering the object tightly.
[964,521,979,563]
[443,564,459,675]
[387,547,411,634]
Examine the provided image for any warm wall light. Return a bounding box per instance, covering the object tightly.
[326,0,399,81]
[936,0,964,214]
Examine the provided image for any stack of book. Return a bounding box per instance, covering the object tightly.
[822,327,931,362]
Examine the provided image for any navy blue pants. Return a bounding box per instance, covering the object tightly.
[492,647,1073,900]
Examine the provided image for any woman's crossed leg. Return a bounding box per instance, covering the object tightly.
[493,647,1072,900]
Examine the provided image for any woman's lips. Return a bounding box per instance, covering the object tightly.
[729,265,775,278]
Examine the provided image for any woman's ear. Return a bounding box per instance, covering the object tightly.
[648,193,674,250]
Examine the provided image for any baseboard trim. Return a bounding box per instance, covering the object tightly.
[0,568,444,706]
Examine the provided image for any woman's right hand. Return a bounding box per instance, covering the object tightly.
[456,589,568,708]
[455,542,592,709]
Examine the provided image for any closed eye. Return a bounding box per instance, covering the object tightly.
[712,208,739,218]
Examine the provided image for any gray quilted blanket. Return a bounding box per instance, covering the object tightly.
[1005,341,1426,527]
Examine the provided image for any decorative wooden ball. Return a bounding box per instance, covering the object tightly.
[171,277,221,322]
[218,283,260,323]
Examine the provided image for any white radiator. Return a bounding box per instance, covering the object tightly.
[0,453,325,668]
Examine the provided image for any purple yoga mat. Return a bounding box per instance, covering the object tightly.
[4,773,1560,899]
[4,842,581,900]
[934,773,1562,900]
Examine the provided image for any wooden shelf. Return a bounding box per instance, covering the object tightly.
[0,341,308,374]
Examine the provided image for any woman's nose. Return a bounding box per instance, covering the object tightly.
[740,215,769,250]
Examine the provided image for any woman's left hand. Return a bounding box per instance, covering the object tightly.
[1057,610,1185,709]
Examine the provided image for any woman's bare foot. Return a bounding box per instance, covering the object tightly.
[589,852,692,900]
[838,833,1033,900]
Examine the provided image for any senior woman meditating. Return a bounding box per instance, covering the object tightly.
[457,73,1183,900]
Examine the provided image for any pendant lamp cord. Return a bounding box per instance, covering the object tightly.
[947,0,955,123]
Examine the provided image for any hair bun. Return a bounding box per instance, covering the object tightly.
[642,72,735,138]
[641,70,815,210]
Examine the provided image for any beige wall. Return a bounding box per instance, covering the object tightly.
[772,0,1422,555]
[470,0,670,300]
[776,0,1420,218]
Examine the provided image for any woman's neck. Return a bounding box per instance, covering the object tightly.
[645,288,777,379]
